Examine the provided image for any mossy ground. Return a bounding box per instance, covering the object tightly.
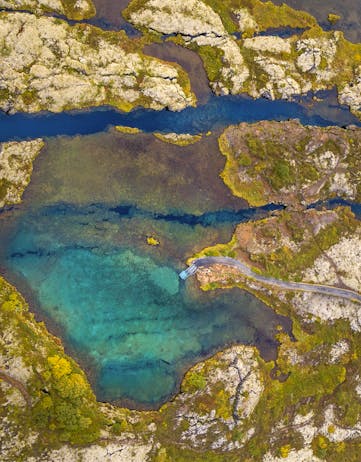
[0,277,103,450]
[60,0,96,20]
[115,125,142,134]
[218,120,361,207]
[192,206,361,460]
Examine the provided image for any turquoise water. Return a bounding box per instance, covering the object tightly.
[0,130,291,407]
[2,206,289,407]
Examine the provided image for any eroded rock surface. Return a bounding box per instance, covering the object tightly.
[0,139,44,207]
[0,12,195,114]
[0,0,96,20]
[124,0,361,117]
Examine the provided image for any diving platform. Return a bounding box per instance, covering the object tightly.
[179,263,198,280]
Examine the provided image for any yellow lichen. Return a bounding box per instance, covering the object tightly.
[115,125,142,134]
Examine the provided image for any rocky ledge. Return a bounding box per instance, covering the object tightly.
[124,0,361,118]
[0,12,195,114]
[218,120,361,207]
[0,139,44,207]
[153,132,203,146]
[0,272,266,460]
[194,206,361,461]
[0,0,96,20]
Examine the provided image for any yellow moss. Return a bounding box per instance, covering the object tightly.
[279,444,291,458]
[218,131,268,206]
[47,355,72,379]
[215,389,232,419]
[317,436,328,450]
[328,13,341,24]
[115,125,142,134]
[336,442,346,453]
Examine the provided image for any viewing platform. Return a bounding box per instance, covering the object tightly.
[179,263,198,280]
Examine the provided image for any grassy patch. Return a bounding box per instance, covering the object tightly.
[218,121,361,206]
[197,45,224,83]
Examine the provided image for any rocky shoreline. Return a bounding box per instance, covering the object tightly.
[218,120,361,207]
[0,12,195,114]
[124,0,361,119]
[0,139,44,207]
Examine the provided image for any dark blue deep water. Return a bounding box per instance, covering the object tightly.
[0,92,360,142]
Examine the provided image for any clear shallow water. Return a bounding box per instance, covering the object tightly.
[0,131,291,407]
[1,205,290,407]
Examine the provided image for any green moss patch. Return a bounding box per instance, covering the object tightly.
[218,120,361,207]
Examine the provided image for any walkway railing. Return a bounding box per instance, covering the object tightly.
[179,256,361,305]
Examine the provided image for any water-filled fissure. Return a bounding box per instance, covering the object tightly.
[1,94,360,408]
[1,91,360,142]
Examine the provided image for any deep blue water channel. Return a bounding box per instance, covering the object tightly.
[0,91,360,142]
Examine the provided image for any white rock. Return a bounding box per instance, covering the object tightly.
[0,13,195,114]
[0,0,94,19]
[329,172,356,199]
[28,442,153,462]
[339,68,361,116]
[129,0,226,36]
[233,8,258,33]
[0,139,44,207]
[244,36,292,54]
[321,406,361,442]
[329,340,349,363]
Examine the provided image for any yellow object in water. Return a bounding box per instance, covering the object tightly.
[147,236,160,246]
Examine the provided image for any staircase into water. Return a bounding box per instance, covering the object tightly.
[179,264,198,280]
